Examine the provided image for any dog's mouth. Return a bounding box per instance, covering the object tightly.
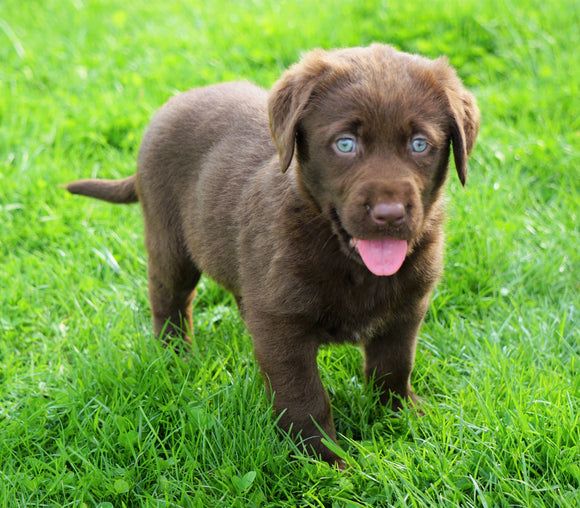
[329,208,408,277]
[349,237,408,276]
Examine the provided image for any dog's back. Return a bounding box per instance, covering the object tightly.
[136,82,277,295]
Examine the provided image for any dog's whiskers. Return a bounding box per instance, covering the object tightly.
[320,231,337,252]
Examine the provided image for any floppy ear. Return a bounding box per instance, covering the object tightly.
[434,58,480,186]
[268,51,332,173]
[448,88,480,186]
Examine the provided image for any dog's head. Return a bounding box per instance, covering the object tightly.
[268,44,479,276]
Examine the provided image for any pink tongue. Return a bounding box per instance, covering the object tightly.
[356,238,408,276]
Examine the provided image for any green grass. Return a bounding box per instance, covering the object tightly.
[1,0,578,506]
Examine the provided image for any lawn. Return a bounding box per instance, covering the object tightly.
[0,0,578,506]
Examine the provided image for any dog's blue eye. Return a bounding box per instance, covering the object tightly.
[411,138,428,153]
[336,137,356,153]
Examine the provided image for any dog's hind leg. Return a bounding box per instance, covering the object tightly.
[143,220,201,345]
[148,259,200,345]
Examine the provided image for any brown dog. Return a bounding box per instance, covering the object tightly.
[67,44,479,466]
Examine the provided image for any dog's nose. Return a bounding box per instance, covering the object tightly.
[370,202,406,226]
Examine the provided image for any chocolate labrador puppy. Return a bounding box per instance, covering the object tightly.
[67,44,479,466]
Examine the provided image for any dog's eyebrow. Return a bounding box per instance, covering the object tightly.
[405,119,446,145]
[322,118,363,137]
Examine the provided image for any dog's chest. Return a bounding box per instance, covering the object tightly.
[316,283,395,345]
[328,318,384,345]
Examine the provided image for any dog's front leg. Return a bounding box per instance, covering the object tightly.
[247,312,342,465]
[363,313,425,411]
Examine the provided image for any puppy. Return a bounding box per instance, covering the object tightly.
[67,44,479,466]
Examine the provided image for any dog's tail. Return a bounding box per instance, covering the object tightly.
[65,174,138,204]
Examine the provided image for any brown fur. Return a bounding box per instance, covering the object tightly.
[66,44,479,466]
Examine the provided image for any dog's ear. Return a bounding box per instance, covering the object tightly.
[268,51,333,173]
[434,58,480,186]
